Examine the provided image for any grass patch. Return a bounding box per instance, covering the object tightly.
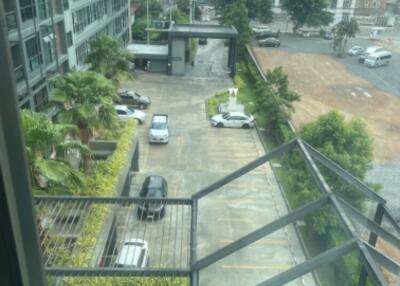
[206,91,229,117]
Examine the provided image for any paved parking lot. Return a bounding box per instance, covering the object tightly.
[118,73,315,285]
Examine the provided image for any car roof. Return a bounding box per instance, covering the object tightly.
[225,111,248,116]
[114,105,129,110]
[116,239,147,266]
[145,175,165,188]
[152,115,167,123]
[369,50,391,56]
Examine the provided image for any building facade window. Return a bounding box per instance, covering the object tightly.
[67,31,73,47]
[330,0,338,8]
[25,35,42,73]
[63,0,69,10]
[343,0,352,8]
[76,43,88,65]
[72,0,109,35]
[34,87,49,111]
[20,0,36,21]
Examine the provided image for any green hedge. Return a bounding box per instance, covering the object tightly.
[206,91,229,117]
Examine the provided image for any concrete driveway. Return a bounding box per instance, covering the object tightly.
[120,73,314,286]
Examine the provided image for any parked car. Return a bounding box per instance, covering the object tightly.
[199,38,208,45]
[258,37,280,47]
[211,112,255,128]
[323,31,333,40]
[137,175,168,219]
[114,239,149,268]
[364,50,391,67]
[149,114,169,143]
[255,30,280,39]
[117,89,151,109]
[114,105,145,124]
[348,46,364,56]
[358,46,384,63]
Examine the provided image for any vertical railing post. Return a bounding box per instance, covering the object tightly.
[357,203,385,286]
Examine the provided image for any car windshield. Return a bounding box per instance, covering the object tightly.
[147,188,163,198]
[124,241,144,247]
[222,113,230,119]
[152,122,166,129]
[127,107,135,114]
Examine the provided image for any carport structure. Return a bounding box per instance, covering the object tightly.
[167,24,238,77]
[32,139,400,286]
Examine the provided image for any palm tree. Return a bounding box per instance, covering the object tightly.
[21,110,88,195]
[332,18,359,56]
[50,71,117,169]
[86,35,133,84]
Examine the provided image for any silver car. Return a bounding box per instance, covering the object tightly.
[211,112,255,128]
[114,105,145,124]
[114,239,149,268]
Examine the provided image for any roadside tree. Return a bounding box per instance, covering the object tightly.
[223,0,252,55]
[86,35,133,83]
[21,110,87,195]
[253,67,300,134]
[281,0,333,33]
[286,111,375,235]
[259,0,273,23]
[332,18,359,56]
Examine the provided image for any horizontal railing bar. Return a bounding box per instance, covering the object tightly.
[34,196,193,205]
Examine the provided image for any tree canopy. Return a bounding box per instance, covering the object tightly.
[252,67,300,133]
[223,0,252,54]
[21,110,87,195]
[332,18,359,56]
[86,35,133,82]
[281,0,333,32]
[286,111,375,235]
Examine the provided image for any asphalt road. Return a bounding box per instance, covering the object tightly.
[253,34,400,97]
[115,73,315,286]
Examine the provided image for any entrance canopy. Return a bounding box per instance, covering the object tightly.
[169,24,238,39]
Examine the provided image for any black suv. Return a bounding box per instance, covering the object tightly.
[117,89,151,109]
[137,176,168,219]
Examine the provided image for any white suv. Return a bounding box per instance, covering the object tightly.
[211,112,255,128]
[149,114,169,143]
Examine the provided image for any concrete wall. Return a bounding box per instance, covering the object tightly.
[171,38,186,75]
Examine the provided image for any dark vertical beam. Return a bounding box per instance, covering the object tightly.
[190,199,198,286]
[131,140,139,172]
[0,4,48,286]
[230,36,237,77]
[358,203,385,286]
[227,38,232,68]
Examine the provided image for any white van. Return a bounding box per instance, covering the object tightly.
[358,46,384,63]
[364,50,391,67]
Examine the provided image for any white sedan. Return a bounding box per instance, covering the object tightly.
[114,105,145,124]
[114,239,149,268]
[211,112,255,128]
[348,46,364,56]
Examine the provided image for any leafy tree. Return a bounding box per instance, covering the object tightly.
[223,0,252,54]
[246,0,260,19]
[281,0,334,33]
[20,110,87,195]
[332,18,359,56]
[253,67,300,133]
[50,71,117,169]
[132,0,162,18]
[86,35,133,83]
[259,0,273,23]
[286,111,375,235]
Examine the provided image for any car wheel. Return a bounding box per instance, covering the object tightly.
[277,43,281,47]
[136,119,141,125]
[216,122,223,128]
[242,123,250,129]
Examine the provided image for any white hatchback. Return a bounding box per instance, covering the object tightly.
[114,239,149,268]
[211,112,255,128]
